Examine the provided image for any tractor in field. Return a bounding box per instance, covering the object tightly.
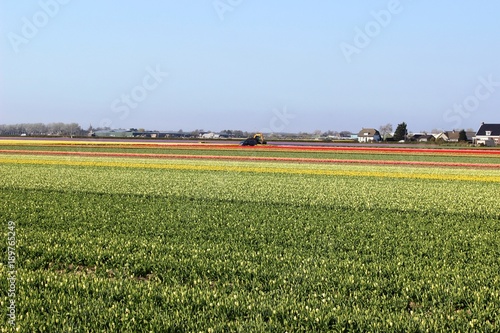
[239,133,267,146]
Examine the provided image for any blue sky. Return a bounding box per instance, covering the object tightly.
[1,1,499,133]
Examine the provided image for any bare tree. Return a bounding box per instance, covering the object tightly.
[379,123,393,141]
[339,131,352,138]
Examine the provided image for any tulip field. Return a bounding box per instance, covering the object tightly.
[1,139,500,332]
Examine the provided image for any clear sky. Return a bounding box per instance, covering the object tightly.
[1,1,499,133]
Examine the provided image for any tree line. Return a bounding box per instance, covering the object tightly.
[0,123,85,136]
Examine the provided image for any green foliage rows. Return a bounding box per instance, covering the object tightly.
[1,158,499,331]
[1,144,499,164]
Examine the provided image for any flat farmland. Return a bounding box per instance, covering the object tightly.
[1,140,500,332]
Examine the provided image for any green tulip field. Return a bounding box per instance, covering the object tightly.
[1,141,499,332]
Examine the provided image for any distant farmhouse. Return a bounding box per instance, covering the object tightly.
[92,129,192,138]
[411,134,435,142]
[473,123,500,146]
[92,129,134,137]
[91,129,233,139]
[357,128,381,143]
[432,130,475,143]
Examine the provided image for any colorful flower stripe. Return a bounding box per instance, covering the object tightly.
[1,149,499,169]
[2,139,500,156]
[1,157,499,183]
[273,146,500,155]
